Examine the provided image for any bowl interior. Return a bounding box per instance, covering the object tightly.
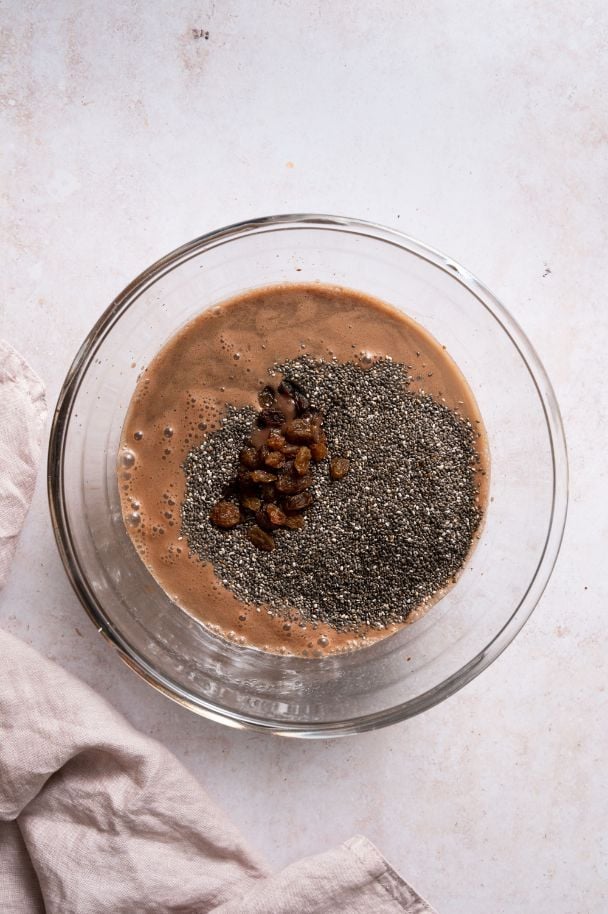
[50,217,566,735]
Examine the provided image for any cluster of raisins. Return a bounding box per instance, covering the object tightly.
[209,378,350,550]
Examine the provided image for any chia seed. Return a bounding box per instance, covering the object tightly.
[181,356,483,631]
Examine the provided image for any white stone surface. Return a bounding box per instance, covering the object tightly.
[1,2,606,911]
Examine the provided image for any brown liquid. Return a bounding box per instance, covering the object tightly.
[119,284,489,656]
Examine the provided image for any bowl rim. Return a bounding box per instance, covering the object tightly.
[47,213,569,737]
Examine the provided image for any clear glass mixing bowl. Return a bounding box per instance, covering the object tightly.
[48,215,568,736]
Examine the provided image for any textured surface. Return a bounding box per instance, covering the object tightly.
[1,2,606,912]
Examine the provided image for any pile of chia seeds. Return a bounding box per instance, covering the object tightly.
[181,356,482,631]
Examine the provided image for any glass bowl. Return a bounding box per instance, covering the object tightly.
[48,215,568,737]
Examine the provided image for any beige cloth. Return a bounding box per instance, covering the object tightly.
[0,341,437,914]
[0,342,47,586]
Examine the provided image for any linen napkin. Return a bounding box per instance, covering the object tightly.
[0,340,436,914]
[0,342,46,587]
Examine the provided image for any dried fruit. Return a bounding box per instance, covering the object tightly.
[293,446,311,476]
[247,525,275,551]
[250,469,277,484]
[329,456,350,480]
[275,472,314,495]
[261,503,287,527]
[263,449,285,469]
[255,508,273,530]
[239,447,259,469]
[267,430,286,451]
[283,491,314,512]
[240,495,261,512]
[309,413,323,443]
[279,378,309,414]
[283,513,306,530]
[237,469,254,489]
[284,417,316,444]
[310,439,328,461]
[278,378,298,398]
[281,443,300,457]
[260,482,277,502]
[210,501,241,528]
[258,408,285,428]
[258,385,276,409]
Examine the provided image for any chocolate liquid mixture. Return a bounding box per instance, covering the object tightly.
[119,284,489,656]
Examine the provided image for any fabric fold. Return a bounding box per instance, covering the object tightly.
[0,340,47,586]
[0,628,436,913]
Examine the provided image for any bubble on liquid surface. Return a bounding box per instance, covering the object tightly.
[121,449,135,468]
[163,426,174,438]
[360,351,374,366]
[317,635,329,647]
[127,511,141,527]
[133,430,143,441]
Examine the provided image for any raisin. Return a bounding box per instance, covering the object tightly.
[284,417,316,444]
[275,472,314,495]
[263,450,285,469]
[310,439,328,461]
[294,446,311,476]
[278,378,298,398]
[236,469,254,489]
[255,508,273,530]
[221,478,239,498]
[267,429,286,451]
[261,503,287,527]
[250,469,277,483]
[248,525,275,551]
[240,494,261,512]
[210,501,241,528]
[283,491,314,512]
[279,378,309,414]
[258,386,276,409]
[329,456,350,480]
[283,513,306,530]
[205,377,322,543]
[260,482,277,502]
[309,413,323,443]
[294,392,309,414]
[281,443,300,457]
[258,408,285,428]
[239,447,259,469]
